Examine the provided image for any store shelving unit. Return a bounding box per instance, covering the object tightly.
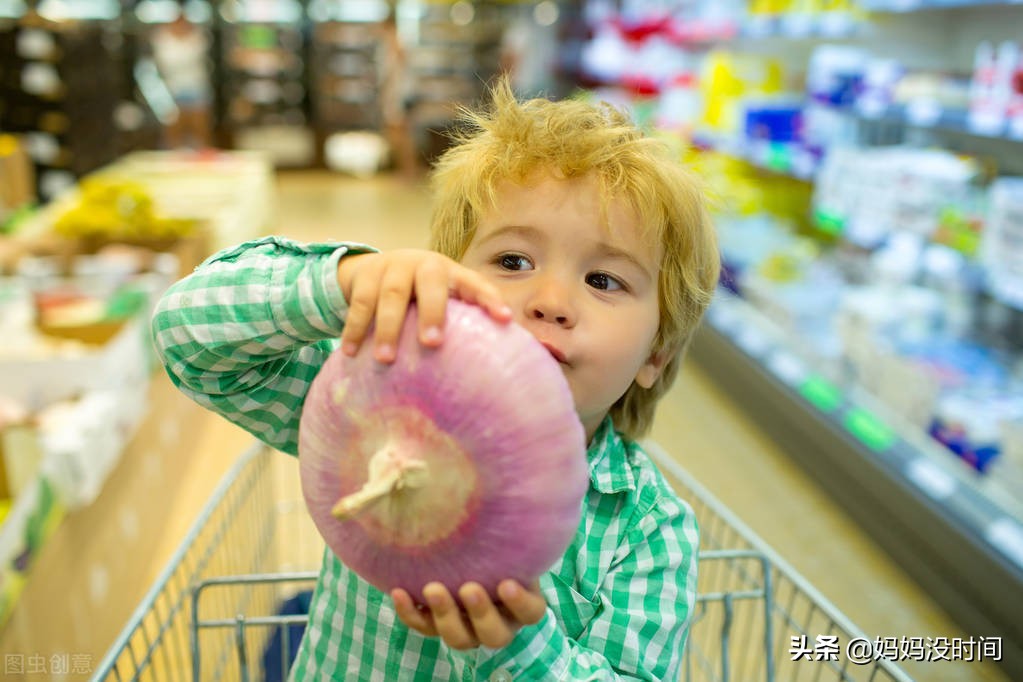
[124,0,215,151]
[216,0,314,166]
[694,292,1023,675]
[0,3,129,200]
[306,0,395,145]
[309,19,384,135]
[834,100,1023,142]
[697,43,1023,646]
[404,1,504,162]
[578,1,1023,676]
[695,133,1023,328]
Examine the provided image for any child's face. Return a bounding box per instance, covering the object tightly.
[460,173,666,440]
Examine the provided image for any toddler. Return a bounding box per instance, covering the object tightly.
[152,80,719,680]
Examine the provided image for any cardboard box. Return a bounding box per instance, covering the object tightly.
[1,315,150,408]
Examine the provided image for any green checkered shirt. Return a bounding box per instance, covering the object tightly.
[152,238,699,681]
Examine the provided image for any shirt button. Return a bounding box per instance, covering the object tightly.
[489,671,513,682]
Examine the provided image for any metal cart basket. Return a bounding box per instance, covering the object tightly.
[92,441,914,682]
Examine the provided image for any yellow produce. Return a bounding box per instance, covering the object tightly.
[53,179,196,241]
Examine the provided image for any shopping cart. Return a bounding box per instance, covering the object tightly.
[92,441,914,682]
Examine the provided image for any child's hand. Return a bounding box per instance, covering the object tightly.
[391,580,547,651]
[337,250,511,363]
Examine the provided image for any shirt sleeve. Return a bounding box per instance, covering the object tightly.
[470,496,698,681]
[150,237,376,455]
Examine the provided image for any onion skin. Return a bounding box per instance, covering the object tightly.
[299,299,588,601]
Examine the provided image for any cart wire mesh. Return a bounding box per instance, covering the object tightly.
[92,441,915,682]
[645,441,914,682]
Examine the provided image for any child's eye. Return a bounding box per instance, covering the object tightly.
[586,272,625,292]
[497,254,533,271]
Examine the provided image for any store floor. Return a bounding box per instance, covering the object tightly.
[77,170,1010,681]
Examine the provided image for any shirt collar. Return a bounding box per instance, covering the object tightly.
[586,416,637,494]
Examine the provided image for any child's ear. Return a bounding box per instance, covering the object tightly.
[635,347,671,389]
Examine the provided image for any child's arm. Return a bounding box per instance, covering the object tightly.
[152,237,509,454]
[393,496,697,681]
[152,238,364,454]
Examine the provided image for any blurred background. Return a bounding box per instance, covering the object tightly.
[1,1,1022,680]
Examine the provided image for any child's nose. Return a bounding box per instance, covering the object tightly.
[532,309,569,325]
[527,278,576,327]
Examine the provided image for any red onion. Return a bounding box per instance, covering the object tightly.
[298,300,588,601]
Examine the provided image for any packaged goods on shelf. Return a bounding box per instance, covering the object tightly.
[813,147,983,249]
[655,73,701,132]
[714,212,845,370]
[807,44,869,108]
[802,40,1023,144]
[930,385,1023,474]
[982,177,1023,308]
[838,283,1006,435]
[969,40,1020,137]
[712,179,1023,479]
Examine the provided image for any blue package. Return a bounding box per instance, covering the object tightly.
[744,105,803,143]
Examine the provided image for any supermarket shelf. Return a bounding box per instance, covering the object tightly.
[694,133,1023,313]
[695,105,1023,192]
[809,205,1023,312]
[741,12,865,40]
[694,292,1023,678]
[834,101,1023,145]
[665,15,865,46]
[693,133,820,181]
[862,0,1023,11]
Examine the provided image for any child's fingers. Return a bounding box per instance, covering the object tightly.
[391,589,438,636]
[449,267,512,322]
[340,252,507,362]
[497,580,546,626]
[340,266,382,356]
[423,582,479,651]
[458,583,514,649]
[371,263,415,363]
[413,259,449,347]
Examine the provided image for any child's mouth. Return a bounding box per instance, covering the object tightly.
[541,342,569,365]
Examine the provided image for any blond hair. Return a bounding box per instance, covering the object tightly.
[429,80,720,439]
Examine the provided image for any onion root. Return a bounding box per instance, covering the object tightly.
[331,451,428,520]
